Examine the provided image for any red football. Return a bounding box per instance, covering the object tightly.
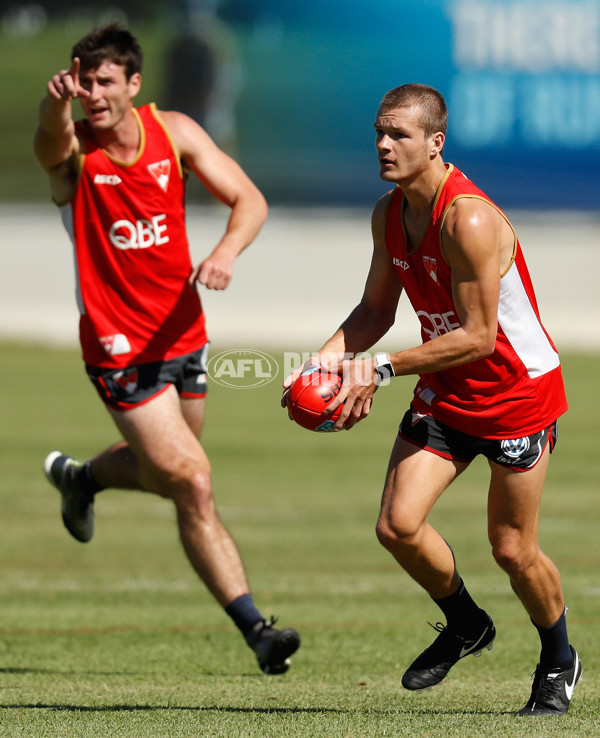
[287,369,343,432]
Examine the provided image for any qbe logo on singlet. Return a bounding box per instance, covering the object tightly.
[109,214,169,250]
[416,309,461,338]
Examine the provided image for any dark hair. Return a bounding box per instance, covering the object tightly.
[379,83,447,138]
[71,23,143,80]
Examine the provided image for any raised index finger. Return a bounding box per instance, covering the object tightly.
[68,56,81,83]
[68,56,89,97]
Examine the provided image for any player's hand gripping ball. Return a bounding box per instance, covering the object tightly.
[287,368,343,432]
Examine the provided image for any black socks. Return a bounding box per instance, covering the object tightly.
[434,580,572,672]
[433,579,488,636]
[81,460,104,497]
[225,593,264,638]
[533,608,572,671]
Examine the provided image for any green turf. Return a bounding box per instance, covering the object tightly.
[1,342,599,736]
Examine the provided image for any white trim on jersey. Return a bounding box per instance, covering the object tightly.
[498,261,560,379]
[59,204,85,316]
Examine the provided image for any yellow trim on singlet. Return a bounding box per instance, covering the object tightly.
[55,103,184,206]
[400,164,454,256]
[99,108,146,167]
[56,108,145,205]
[148,102,184,179]
[438,193,518,277]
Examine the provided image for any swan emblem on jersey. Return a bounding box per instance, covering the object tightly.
[423,255,439,284]
[147,159,171,192]
[99,333,132,356]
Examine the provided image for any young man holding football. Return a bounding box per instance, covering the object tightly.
[35,23,300,675]
[284,83,580,715]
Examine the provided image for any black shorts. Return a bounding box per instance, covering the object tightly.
[399,408,558,472]
[87,344,209,411]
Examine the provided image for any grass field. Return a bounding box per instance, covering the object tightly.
[1,342,599,737]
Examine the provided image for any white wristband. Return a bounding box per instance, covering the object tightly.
[374,352,395,386]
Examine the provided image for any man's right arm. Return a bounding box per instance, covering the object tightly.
[33,58,85,202]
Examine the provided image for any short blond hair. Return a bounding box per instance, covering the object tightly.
[379,84,447,138]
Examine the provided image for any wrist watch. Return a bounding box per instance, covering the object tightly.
[374,352,395,385]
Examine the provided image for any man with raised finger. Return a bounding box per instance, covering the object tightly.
[35,23,300,675]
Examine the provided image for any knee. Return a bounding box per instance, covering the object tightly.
[490,533,538,577]
[164,465,216,521]
[375,512,422,552]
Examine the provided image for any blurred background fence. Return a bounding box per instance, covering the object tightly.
[2,0,600,207]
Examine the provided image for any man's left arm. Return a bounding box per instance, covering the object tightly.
[388,198,502,377]
[161,111,268,290]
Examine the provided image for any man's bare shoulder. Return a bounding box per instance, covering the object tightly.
[154,109,215,157]
[154,108,183,126]
[371,188,396,245]
[443,195,504,242]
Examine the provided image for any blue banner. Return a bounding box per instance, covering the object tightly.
[226,0,600,209]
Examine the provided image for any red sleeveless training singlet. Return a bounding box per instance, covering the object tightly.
[385,164,567,439]
[60,103,208,369]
